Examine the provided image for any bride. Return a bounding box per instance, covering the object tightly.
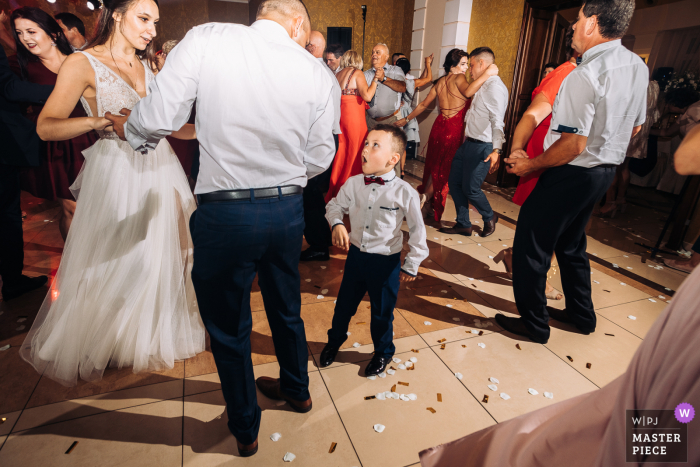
[21,0,205,386]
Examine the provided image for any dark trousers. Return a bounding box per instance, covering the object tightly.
[0,164,24,286]
[302,134,338,251]
[512,164,616,342]
[190,193,309,445]
[327,245,400,358]
[449,139,495,228]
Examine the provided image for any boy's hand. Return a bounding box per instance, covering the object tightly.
[400,271,416,282]
[332,224,350,251]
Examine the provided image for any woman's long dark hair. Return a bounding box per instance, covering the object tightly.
[11,7,73,80]
[88,0,159,71]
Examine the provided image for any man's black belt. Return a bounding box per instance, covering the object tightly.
[197,185,303,204]
[466,137,490,144]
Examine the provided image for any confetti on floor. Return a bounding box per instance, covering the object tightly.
[455,372,463,380]
[270,432,282,441]
[283,452,296,462]
[528,388,538,395]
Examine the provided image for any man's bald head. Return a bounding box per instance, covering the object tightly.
[257,0,311,48]
[371,43,390,68]
[306,30,326,58]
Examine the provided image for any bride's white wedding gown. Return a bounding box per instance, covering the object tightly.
[20,51,205,386]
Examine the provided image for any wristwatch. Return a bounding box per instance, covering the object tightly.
[381,76,388,83]
[494,148,503,155]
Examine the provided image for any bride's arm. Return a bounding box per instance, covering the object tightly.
[36,54,111,141]
[170,123,196,140]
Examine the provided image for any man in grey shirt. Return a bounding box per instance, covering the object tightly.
[301,30,342,261]
[501,0,647,345]
[441,47,508,238]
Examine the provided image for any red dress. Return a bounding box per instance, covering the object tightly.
[418,74,471,222]
[325,69,368,203]
[13,58,99,201]
[512,61,576,206]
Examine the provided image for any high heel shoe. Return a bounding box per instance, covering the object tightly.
[494,248,513,279]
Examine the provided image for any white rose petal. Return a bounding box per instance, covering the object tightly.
[477,343,486,348]
[283,452,296,462]
[648,299,656,303]
[391,392,400,400]
[453,317,460,321]
[320,266,326,269]
[620,282,626,286]
[544,392,554,399]
[400,394,410,401]
[455,372,463,380]
[446,304,453,308]
[528,388,539,395]
[387,369,396,375]
[392,357,402,363]
[373,424,386,433]
[628,315,637,320]
[353,342,361,348]
[317,295,324,299]
[378,372,387,378]
[321,289,329,295]
[367,375,376,380]
[407,393,418,401]
[659,295,665,300]
[405,361,413,368]
[499,393,511,400]
[305,279,311,282]
[489,377,500,384]
[398,364,406,370]
[270,432,282,442]
[0,344,10,351]
[409,357,417,363]
[488,384,498,391]
[376,392,386,400]
[471,329,480,334]
[423,321,432,326]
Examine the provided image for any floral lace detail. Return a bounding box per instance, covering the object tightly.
[79,51,153,140]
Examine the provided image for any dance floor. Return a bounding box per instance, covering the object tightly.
[0,176,690,466]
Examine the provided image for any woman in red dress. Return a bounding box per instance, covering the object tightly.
[325,50,379,202]
[11,7,98,241]
[395,48,497,222]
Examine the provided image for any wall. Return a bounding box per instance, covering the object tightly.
[304,0,414,68]
[465,0,525,93]
[157,0,209,46]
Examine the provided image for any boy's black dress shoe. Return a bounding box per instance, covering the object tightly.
[319,344,340,368]
[495,314,548,344]
[300,248,329,261]
[364,354,391,376]
[236,438,258,457]
[2,275,48,301]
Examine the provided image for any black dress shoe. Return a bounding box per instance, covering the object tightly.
[319,343,340,368]
[548,308,594,335]
[300,248,330,262]
[481,213,499,237]
[439,224,472,236]
[2,275,48,301]
[364,354,391,376]
[236,438,258,457]
[495,314,548,344]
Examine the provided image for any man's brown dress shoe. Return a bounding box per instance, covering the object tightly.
[255,377,313,413]
[495,314,548,344]
[237,438,258,457]
[439,224,472,236]
[481,213,498,237]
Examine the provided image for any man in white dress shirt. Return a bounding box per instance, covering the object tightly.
[300,30,342,262]
[324,43,344,74]
[107,0,335,457]
[501,0,646,345]
[440,47,507,238]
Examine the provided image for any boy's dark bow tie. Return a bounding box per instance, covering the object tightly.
[364,176,385,186]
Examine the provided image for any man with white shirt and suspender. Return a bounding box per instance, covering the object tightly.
[108,0,335,457]
[500,0,647,345]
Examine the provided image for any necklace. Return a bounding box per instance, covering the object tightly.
[108,45,134,82]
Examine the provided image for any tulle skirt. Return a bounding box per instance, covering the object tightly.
[20,137,205,386]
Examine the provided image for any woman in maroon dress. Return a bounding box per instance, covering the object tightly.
[11,7,98,241]
[395,49,497,222]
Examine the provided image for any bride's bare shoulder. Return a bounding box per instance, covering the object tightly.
[61,51,92,71]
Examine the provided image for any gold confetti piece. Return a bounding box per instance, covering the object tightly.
[391,384,397,392]
[482,395,489,403]
[440,343,446,350]
[567,356,574,362]
[0,417,6,424]
[364,395,376,400]
[605,333,615,336]
[586,363,592,369]
[437,338,446,343]
[426,407,436,414]
[390,366,396,370]
[329,442,337,454]
[411,349,420,353]
[356,322,366,325]
[603,289,611,293]
[398,382,409,386]
[408,365,415,371]
[478,330,484,336]
[437,393,442,402]
[516,344,521,350]
[462,345,466,348]
[65,441,79,454]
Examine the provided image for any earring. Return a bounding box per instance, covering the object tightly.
[51,42,57,47]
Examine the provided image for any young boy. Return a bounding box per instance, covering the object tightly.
[320,125,429,376]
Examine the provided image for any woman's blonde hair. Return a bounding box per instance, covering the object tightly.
[340,50,363,71]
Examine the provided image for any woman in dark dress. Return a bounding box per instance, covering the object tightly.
[11,7,98,241]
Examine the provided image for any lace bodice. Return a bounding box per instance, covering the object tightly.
[79,51,153,140]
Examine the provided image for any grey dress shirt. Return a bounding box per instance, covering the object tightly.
[124,20,336,194]
[325,172,428,276]
[464,75,508,149]
[364,65,406,119]
[318,57,341,135]
[544,40,648,168]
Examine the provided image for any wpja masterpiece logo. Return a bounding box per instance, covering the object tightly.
[625,403,694,463]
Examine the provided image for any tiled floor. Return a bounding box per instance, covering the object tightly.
[0,176,692,466]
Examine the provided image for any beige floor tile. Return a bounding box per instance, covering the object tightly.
[427,243,505,280]
[184,372,222,397]
[310,335,428,370]
[603,254,687,292]
[433,332,598,423]
[183,363,359,466]
[0,399,183,466]
[321,348,495,467]
[0,411,21,437]
[584,270,652,310]
[545,316,642,387]
[594,298,667,339]
[13,380,183,433]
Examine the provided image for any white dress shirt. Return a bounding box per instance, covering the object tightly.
[464,75,508,149]
[325,172,428,276]
[544,40,648,168]
[318,57,342,135]
[125,20,336,194]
